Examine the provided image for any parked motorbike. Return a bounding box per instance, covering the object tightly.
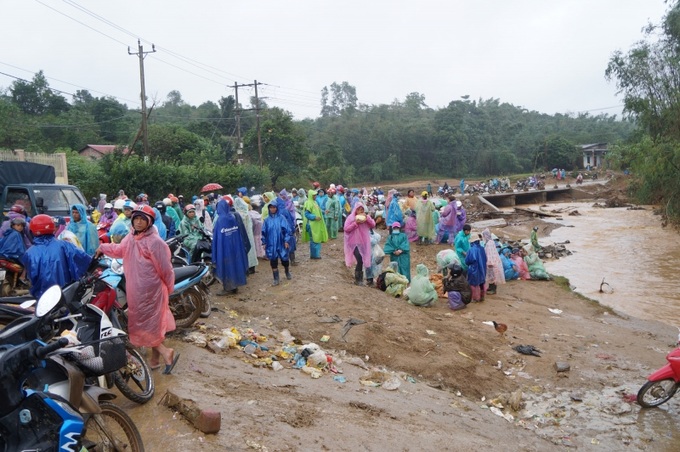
[0,285,144,451]
[98,256,209,328]
[166,231,216,287]
[0,258,28,296]
[637,345,680,408]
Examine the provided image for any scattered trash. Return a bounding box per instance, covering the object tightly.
[425,329,437,336]
[341,318,366,340]
[342,356,369,370]
[271,361,284,372]
[554,362,570,372]
[382,376,401,391]
[458,351,473,360]
[599,277,614,294]
[333,375,347,383]
[489,406,514,422]
[320,335,330,342]
[548,308,562,315]
[277,329,295,343]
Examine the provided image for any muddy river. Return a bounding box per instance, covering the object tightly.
[541,202,680,328]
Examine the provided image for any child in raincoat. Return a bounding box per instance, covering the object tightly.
[383,221,411,281]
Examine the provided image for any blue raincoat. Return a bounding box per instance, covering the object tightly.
[274,198,296,254]
[0,228,27,261]
[67,203,99,256]
[212,199,249,290]
[465,240,487,286]
[21,235,92,298]
[262,200,293,261]
[386,196,404,227]
[153,207,167,240]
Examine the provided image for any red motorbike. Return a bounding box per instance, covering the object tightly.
[637,346,680,407]
[0,258,27,296]
[97,222,111,243]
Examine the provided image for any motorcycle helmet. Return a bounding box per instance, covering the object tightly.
[162,197,172,206]
[103,203,113,210]
[9,204,27,215]
[10,217,26,226]
[184,203,196,212]
[312,181,320,189]
[30,214,56,236]
[113,199,126,210]
[131,205,156,225]
[155,200,166,212]
[123,200,137,211]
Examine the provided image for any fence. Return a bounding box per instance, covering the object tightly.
[0,149,68,184]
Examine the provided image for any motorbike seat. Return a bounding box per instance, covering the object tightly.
[0,295,35,305]
[173,265,204,284]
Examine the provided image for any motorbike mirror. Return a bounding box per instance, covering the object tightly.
[35,285,63,318]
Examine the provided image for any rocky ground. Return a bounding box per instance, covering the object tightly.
[122,176,680,451]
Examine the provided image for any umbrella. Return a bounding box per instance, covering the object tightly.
[201,183,223,193]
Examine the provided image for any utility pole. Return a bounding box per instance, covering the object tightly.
[229,80,263,167]
[128,40,156,157]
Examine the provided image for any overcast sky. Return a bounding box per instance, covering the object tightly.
[0,0,670,120]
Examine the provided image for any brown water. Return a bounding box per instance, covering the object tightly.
[541,203,680,328]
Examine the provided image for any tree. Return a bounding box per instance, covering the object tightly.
[10,71,69,116]
[243,107,309,188]
[320,82,358,117]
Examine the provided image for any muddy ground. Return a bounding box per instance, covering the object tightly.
[122,177,680,451]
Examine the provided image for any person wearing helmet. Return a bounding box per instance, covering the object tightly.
[97,205,178,374]
[530,225,541,252]
[97,203,117,233]
[88,197,101,224]
[112,199,126,219]
[0,203,33,249]
[312,181,320,190]
[66,204,99,256]
[212,198,250,295]
[170,196,183,221]
[325,188,341,240]
[21,214,92,298]
[179,203,205,260]
[155,201,175,239]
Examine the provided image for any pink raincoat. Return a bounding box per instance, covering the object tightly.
[482,229,505,286]
[99,226,175,347]
[343,202,376,268]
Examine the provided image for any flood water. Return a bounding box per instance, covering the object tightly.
[540,202,680,328]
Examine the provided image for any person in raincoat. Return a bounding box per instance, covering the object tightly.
[0,204,33,249]
[500,248,519,281]
[404,209,418,243]
[453,200,467,236]
[23,214,92,299]
[155,201,176,239]
[465,232,487,302]
[524,245,550,280]
[247,200,266,259]
[530,226,541,252]
[153,207,167,240]
[482,228,505,295]
[416,191,437,245]
[343,202,376,286]
[435,195,457,244]
[404,190,418,212]
[301,189,328,259]
[179,204,206,262]
[511,248,531,280]
[261,200,293,285]
[436,248,460,276]
[385,190,404,230]
[383,221,411,281]
[442,263,472,309]
[325,188,341,239]
[261,191,277,220]
[454,224,471,271]
[194,198,214,233]
[406,263,438,307]
[66,203,99,256]
[234,197,259,273]
[273,197,297,266]
[97,203,117,233]
[96,205,179,375]
[367,228,383,286]
[163,198,181,229]
[316,188,329,221]
[379,261,409,298]
[0,217,27,262]
[212,197,250,295]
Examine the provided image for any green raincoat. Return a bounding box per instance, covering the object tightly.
[416,198,436,240]
[326,194,341,239]
[301,190,328,243]
[407,263,437,307]
[383,230,411,281]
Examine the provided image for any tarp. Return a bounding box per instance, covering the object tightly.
[0,161,55,191]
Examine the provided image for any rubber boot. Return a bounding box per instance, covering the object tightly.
[354,267,364,286]
[366,278,374,287]
[272,270,280,286]
[285,269,292,280]
[487,283,497,295]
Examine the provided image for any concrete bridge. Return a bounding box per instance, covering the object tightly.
[479,187,586,208]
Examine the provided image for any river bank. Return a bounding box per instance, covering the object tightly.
[123,178,680,451]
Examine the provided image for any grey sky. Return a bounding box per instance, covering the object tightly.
[1,0,669,120]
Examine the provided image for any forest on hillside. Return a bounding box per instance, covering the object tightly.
[0,72,634,201]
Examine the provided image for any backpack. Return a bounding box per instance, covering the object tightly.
[376,271,388,291]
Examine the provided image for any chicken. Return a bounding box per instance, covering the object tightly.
[492,321,507,334]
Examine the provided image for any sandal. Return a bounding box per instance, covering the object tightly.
[149,363,161,371]
[162,352,181,375]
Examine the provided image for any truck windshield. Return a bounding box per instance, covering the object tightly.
[33,187,86,215]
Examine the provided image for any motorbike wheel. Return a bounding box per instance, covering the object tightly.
[195,285,212,318]
[113,345,155,404]
[637,379,678,408]
[82,401,144,452]
[201,257,217,287]
[170,289,202,328]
